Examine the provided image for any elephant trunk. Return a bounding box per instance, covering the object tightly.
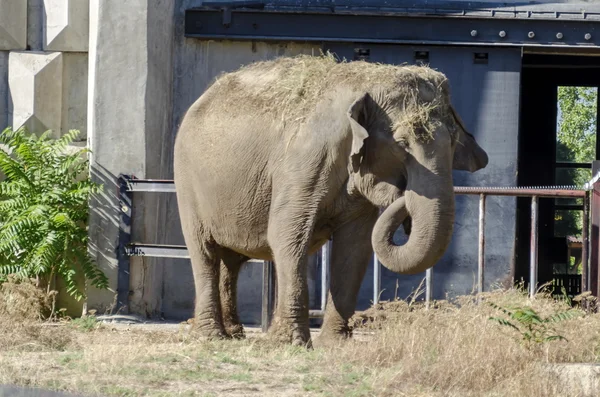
[371,173,455,275]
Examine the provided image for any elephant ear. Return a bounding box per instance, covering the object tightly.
[450,105,489,172]
[347,93,371,172]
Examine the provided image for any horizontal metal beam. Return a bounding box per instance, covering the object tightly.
[309,310,324,318]
[121,178,590,197]
[125,243,264,264]
[125,179,177,193]
[126,244,189,258]
[185,9,600,48]
[453,186,586,198]
[555,162,593,169]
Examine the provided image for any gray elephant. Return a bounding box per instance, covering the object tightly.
[173,54,488,346]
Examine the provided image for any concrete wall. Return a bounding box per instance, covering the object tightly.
[0,0,90,315]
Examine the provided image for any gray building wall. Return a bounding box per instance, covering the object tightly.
[146,2,523,323]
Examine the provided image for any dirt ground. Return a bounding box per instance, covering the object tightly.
[2,281,600,397]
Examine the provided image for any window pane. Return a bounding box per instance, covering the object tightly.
[556,86,597,163]
[555,167,591,187]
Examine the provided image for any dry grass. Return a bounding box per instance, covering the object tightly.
[1,282,600,396]
[210,53,450,142]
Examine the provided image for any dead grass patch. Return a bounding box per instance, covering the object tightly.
[0,285,599,396]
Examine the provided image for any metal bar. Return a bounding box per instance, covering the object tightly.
[555,204,584,211]
[425,268,432,309]
[555,162,593,169]
[591,161,600,296]
[373,252,381,305]
[118,178,588,198]
[126,244,189,258]
[116,175,133,314]
[530,196,539,297]
[478,194,486,295]
[454,187,586,198]
[125,179,177,193]
[261,260,273,332]
[582,191,590,291]
[320,241,330,312]
[184,9,600,48]
[309,310,324,318]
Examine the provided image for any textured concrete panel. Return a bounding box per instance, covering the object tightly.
[87,0,175,314]
[62,53,88,139]
[9,51,63,137]
[0,1,27,50]
[0,51,8,130]
[44,0,89,52]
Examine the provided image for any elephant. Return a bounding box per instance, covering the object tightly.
[173,54,488,346]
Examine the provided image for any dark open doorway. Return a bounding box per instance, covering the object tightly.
[516,54,600,295]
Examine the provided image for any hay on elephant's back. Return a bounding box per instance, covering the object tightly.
[213,53,450,141]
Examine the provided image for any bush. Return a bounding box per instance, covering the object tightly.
[0,127,108,301]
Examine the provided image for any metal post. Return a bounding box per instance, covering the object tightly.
[261,260,273,332]
[530,196,539,298]
[591,161,600,296]
[582,191,590,291]
[478,194,486,295]
[425,267,432,309]
[373,252,381,305]
[320,241,330,312]
[116,175,133,314]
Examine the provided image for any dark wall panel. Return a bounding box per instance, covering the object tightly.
[324,44,522,305]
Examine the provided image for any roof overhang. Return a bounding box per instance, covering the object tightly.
[185,1,600,49]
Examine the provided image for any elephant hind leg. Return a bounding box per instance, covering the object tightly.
[180,216,227,339]
[219,250,248,339]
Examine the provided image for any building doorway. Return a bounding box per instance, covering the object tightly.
[516,53,600,296]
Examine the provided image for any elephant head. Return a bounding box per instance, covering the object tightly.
[347,72,488,275]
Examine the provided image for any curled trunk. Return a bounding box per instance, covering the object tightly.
[371,181,455,275]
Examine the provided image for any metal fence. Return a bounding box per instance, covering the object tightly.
[117,173,598,332]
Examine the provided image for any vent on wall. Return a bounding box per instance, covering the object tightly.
[414,50,429,65]
[354,48,370,61]
[474,52,489,64]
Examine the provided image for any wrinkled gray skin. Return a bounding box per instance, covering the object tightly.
[173,63,488,347]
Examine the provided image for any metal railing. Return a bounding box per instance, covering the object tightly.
[116,175,596,331]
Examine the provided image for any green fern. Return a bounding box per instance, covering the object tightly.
[0,127,108,300]
[488,301,581,346]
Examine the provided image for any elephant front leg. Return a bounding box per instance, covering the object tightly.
[266,210,317,347]
[318,209,379,341]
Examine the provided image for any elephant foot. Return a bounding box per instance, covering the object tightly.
[189,318,230,340]
[224,323,246,339]
[267,318,312,348]
[313,326,352,348]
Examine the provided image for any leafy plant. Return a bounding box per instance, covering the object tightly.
[488,302,581,346]
[0,127,108,300]
[70,315,100,332]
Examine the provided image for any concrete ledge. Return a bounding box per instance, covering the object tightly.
[0,1,27,50]
[43,0,89,52]
[546,363,600,395]
[8,51,63,137]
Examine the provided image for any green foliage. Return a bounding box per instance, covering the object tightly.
[555,86,597,241]
[0,127,108,300]
[70,315,99,332]
[557,86,597,165]
[488,301,581,347]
